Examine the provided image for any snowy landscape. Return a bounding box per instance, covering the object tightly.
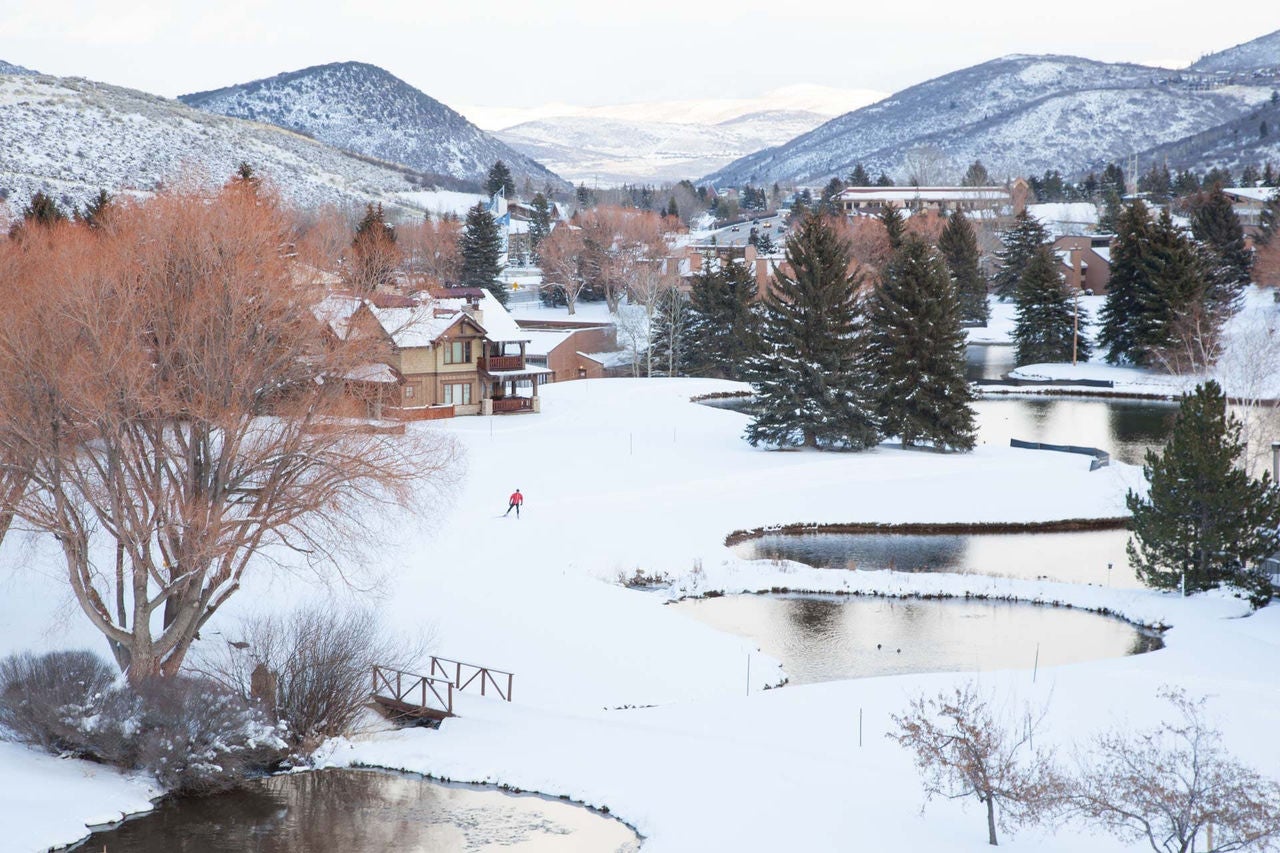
[3,13,1280,853]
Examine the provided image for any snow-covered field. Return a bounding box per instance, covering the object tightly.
[3,294,1280,851]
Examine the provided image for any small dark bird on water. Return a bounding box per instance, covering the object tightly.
[896,648,901,654]
[876,643,882,650]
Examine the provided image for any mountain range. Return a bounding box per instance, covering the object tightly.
[0,73,445,219]
[180,63,569,193]
[706,29,1280,187]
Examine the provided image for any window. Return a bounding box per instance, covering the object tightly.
[442,383,471,405]
[404,385,415,400]
[444,340,472,364]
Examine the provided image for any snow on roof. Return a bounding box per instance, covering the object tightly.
[1223,186,1277,203]
[838,187,1011,203]
[344,362,400,384]
[477,289,529,342]
[1055,250,1073,266]
[1092,247,1111,263]
[369,300,471,348]
[1028,202,1099,224]
[312,293,363,339]
[522,329,577,357]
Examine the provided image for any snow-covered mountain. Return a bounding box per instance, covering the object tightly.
[705,50,1280,187]
[1191,29,1280,73]
[0,60,35,75]
[1132,94,1280,176]
[181,62,568,192]
[495,109,831,185]
[0,73,449,220]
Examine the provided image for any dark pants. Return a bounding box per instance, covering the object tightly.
[506,501,520,517]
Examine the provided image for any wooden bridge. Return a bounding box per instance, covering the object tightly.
[371,656,514,722]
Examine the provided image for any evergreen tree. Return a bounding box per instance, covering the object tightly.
[1172,169,1201,198]
[875,172,895,187]
[685,258,761,380]
[1144,209,1214,363]
[1099,200,1158,364]
[820,177,846,217]
[937,210,989,325]
[459,202,507,303]
[79,189,113,230]
[847,163,872,187]
[231,161,261,193]
[867,235,976,451]
[1013,244,1090,365]
[1257,187,1280,246]
[528,193,552,257]
[1241,164,1261,186]
[755,230,777,255]
[1137,164,1172,203]
[879,204,906,250]
[1100,162,1126,199]
[348,203,399,294]
[960,160,990,187]
[992,208,1050,299]
[486,160,516,199]
[21,191,66,227]
[1188,183,1252,292]
[666,196,679,218]
[1097,190,1124,233]
[1126,380,1280,604]
[743,215,879,450]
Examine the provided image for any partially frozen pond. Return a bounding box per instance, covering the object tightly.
[733,529,1141,588]
[671,594,1161,685]
[74,769,640,853]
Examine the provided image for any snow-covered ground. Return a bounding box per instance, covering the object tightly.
[4,292,1280,851]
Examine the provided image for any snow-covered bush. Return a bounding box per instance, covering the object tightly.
[0,650,116,756]
[0,651,285,793]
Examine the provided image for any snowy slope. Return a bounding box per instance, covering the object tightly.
[1132,92,1280,174]
[181,62,569,192]
[1191,28,1280,73]
[706,54,1279,185]
[0,60,36,75]
[0,74,449,219]
[496,109,829,185]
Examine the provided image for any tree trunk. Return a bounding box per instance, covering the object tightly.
[986,794,998,846]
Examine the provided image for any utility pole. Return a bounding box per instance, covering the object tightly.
[1072,288,1080,366]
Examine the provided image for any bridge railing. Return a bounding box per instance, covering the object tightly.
[372,664,454,717]
[429,655,514,702]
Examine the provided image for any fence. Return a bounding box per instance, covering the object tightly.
[1010,438,1111,471]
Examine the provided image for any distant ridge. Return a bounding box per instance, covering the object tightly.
[0,60,37,75]
[1190,29,1280,73]
[182,62,569,192]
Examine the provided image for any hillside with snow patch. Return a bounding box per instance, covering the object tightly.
[1190,28,1280,73]
[181,62,568,193]
[0,73,457,220]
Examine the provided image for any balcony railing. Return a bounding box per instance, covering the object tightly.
[484,355,524,372]
[492,397,534,413]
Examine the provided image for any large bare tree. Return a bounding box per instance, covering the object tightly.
[0,186,456,682]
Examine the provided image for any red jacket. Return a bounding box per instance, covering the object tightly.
[509,491,523,505]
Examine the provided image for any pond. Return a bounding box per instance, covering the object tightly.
[74,769,640,853]
[671,594,1161,685]
[734,529,1141,588]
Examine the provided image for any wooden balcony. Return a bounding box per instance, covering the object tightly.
[484,355,524,372]
[492,396,534,413]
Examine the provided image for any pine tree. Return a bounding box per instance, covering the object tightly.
[1188,183,1252,292]
[867,235,976,451]
[937,210,989,325]
[992,209,1050,299]
[960,160,990,187]
[756,230,777,255]
[21,191,66,227]
[1013,245,1089,365]
[1126,380,1280,604]
[666,196,679,218]
[685,258,761,380]
[347,203,398,294]
[1258,187,1280,246]
[528,193,552,257]
[1143,209,1213,364]
[847,163,871,187]
[1100,162,1126,199]
[1098,200,1158,364]
[821,177,846,216]
[79,189,113,230]
[1097,190,1123,233]
[486,161,516,199]
[875,172,895,187]
[459,202,507,303]
[743,215,879,450]
[879,204,906,250]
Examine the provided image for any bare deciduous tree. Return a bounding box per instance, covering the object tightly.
[538,225,589,314]
[0,186,458,684]
[1069,688,1280,853]
[890,683,1059,846]
[398,218,463,288]
[902,144,951,187]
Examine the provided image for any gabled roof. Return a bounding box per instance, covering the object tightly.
[476,289,529,343]
[368,301,482,348]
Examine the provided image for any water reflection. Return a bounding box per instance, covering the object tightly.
[973,396,1176,465]
[736,529,1140,588]
[76,769,639,853]
[672,594,1161,685]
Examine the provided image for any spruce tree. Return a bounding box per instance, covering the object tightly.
[992,209,1050,299]
[1188,184,1252,292]
[1142,209,1213,363]
[486,160,516,199]
[80,189,113,230]
[528,193,552,257]
[875,172,895,187]
[1258,187,1280,246]
[1098,200,1157,364]
[847,163,872,187]
[348,203,398,294]
[867,235,976,451]
[460,202,507,303]
[1127,380,1280,604]
[937,210,989,325]
[685,258,761,380]
[21,191,66,227]
[879,204,906,250]
[960,160,990,187]
[1013,244,1089,365]
[743,215,879,450]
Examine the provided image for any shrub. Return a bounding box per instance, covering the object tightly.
[0,650,116,756]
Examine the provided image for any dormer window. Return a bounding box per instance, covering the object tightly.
[444,340,472,364]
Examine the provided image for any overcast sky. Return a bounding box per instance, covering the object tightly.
[0,1,1273,113]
